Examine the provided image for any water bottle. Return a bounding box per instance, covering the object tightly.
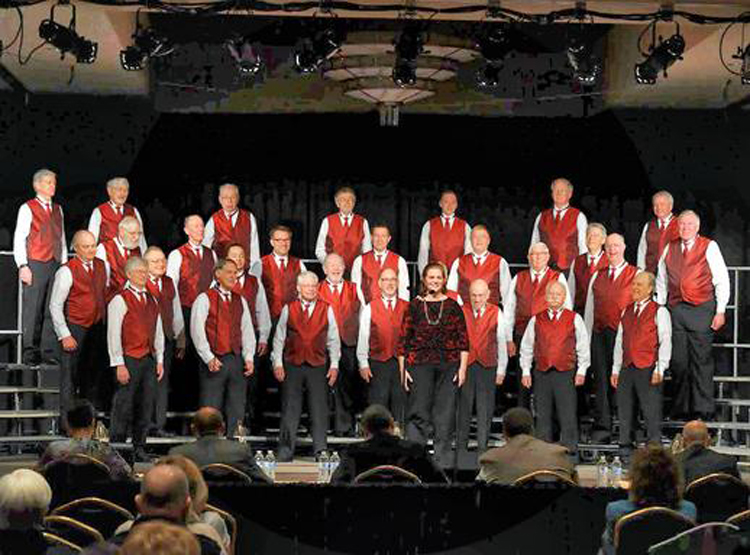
[265,450,276,482]
[318,451,330,482]
[610,456,623,487]
[330,451,340,477]
[596,455,609,487]
[255,450,266,476]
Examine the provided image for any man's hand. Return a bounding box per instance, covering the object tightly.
[156,363,164,381]
[454,366,467,387]
[116,365,130,385]
[610,374,619,389]
[244,360,254,377]
[359,367,373,383]
[521,375,532,389]
[496,373,505,386]
[711,313,726,331]
[274,366,285,382]
[651,372,663,385]
[61,336,78,352]
[327,367,339,386]
[402,370,413,392]
[575,375,585,387]
[256,342,269,356]
[208,358,222,373]
[506,341,517,358]
[19,266,32,286]
[175,347,186,361]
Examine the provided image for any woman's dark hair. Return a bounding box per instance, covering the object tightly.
[419,262,448,297]
[629,444,683,509]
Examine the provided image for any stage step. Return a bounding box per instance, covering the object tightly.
[0,387,59,395]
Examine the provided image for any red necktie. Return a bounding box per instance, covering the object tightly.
[388,299,394,313]
[193,247,201,259]
[140,292,147,305]
[333,284,341,298]
[554,210,561,224]
[376,254,383,267]
[634,304,641,321]
[589,257,596,275]
[443,218,449,230]
[280,259,287,272]
[608,268,615,282]
[532,274,539,288]
[84,262,91,274]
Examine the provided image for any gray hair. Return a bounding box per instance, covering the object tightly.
[528,242,549,255]
[118,215,141,233]
[652,190,674,206]
[297,271,319,286]
[0,469,52,529]
[323,253,345,270]
[124,256,147,276]
[586,222,607,237]
[679,209,700,225]
[184,215,203,228]
[32,169,56,185]
[143,246,165,259]
[550,178,573,192]
[106,177,129,190]
[218,183,240,197]
[640,271,656,290]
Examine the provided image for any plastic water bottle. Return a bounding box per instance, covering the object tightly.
[318,451,330,482]
[610,456,623,487]
[330,451,340,477]
[265,451,276,482]
[596,455,609,487]
[255,450,266,475]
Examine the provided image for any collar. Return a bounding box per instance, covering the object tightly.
[77,256,93,266]
[36,195,52,205]
[441,213,455,220]
[109,200,124,210]
[301,298,317,308]
[114,237,128,253]
[223,209,238,219]
[588,250,603,262]
[339,212,353,219]
[216,285,232,296]
[327,278,342,289]
[474,305,486,317]
[472,250,489,262]
[608,260,627,272]
[532,267,549,279]
[547,308,562,319]
[682,237,697,247]
[554,204,570,212]
[273,253,288,262]
[188,241,202,250]
[149,275,161,284]
[125,281,146,294]
[635,298,651,311]
[660,213,674,225]
[382,294,397,304]
[373,249,388,257]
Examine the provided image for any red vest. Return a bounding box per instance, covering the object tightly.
[210,209,253,259]
[64,258,107,328]
[621,301,659,370]
[463,304,500,368]
[96,203,137,244]
[318,281,360,347]
[644,217,680,273]
[572,252,609,315]
[428,216,467,271]
[368,297,408,362]
[456,253,503,306]
[360,251,401,305]
[146,276,177,341]
[177,244,215,308]
[534,310,577,372]
[538,207,581,271]
[283,300,330,367]
[120,288,159,359]
[204,288,243,356]
[324,213,366,270]
[665,236,715,307]
[591,264,639,333]
[514,269,560,337]
[261,255,302,321]
[25,199,63,263]
[103,240,141,301]
[233,273,260,331]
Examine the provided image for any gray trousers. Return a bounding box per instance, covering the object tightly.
[152,338,175,431]
[199,353,247,437]
[616,365,662,447]
[110,355,157,450]
[368,358,406,426]
[278,364,329,461]
[533,369,578,454]
[457,362,497,453]
[22,259,59,354]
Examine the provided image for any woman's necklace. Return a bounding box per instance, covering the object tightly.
[423,298,445,326]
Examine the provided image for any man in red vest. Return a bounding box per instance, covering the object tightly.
[457,279,508,456]
[190,258,256,437]
[88,177,148,252]
[505,242,570,407]
[447,225,511,308]
[612,272,671,457]
[203,183,260,262]
[315,187,372,272]
[272,271,341,461]
[567,222,608,315]
[520,281,590,455]
[318,254,361,436]
[357,268,408,423]
[351,223,409,305]
[530,178,587,272]
[13,169,68,364]
[584,233,640,443]
[96,215,143,302]
[144,246,184,437]
[637,191,679,273]
[417,190,471,274]
[107,256,164,461]
[656,210,730,420]
[258,225,307,324]
[50,230,108,427]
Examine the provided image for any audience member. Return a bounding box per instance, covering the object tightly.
[675,420,740,486]
[120,520,200,555]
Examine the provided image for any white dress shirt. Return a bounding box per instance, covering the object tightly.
[87,201,148,252]
[148,275,185,339]
[504,268,571,341]
[107,283,165,366]
[636,213,674,270]
[350,250,410,304]
[655,239,730,313]
[416,214,472,274]
[469,304,509,377]
[165,243,218,295]
[446,251,512,307]
[236,273,272,344]
[566,249,605,304]
[202,210,261,266]
[612,299,672,377]
[13,197,69,267]
[519,309,590,378]
[189,289,256,364]
[529,205,588,258]
[271,301,341,368]
[50,259,110,340]
[583,261,641,335]
[314,213,372,264]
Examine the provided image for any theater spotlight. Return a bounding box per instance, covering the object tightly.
[634,32,685,85]
[733,44,750,85]
[120,16,174,71]
[294,26,344,74]
[392,23,424,87]
[475,26,513,88]
[38,6,97,64]
[226,36,263,75]
[476,64,502,88]
[566,29,600,85]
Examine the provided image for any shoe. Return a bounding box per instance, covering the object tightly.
[151,429,175,438]
[22,350,40,365]
[42,355,60,365]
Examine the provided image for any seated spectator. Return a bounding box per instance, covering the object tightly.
[675,420,740,486]
[120,520,200,555]
[0,469,74,555]
[601,444,697,555]
[330,404,448,484]
[168,407,270,484]
[37,399,132,482]
[477,407,577,485]
[156,455,230,551]
[110,464,225,555]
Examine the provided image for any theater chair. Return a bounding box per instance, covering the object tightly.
[614,507,694,555]
[42,453,113,502]
[353,465,422,484]
[201,463,253,485]
[512,470,577,487]
[43,531,82,553]
[51,497,134,538]
[684,473,749,523]
[648,522,740,554]
[206,503,238,555]
[727,509,750,531]
[44,515,104,548]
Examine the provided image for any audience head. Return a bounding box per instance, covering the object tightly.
[214,258,238,290]
[297,271,319,302]
[585,223,607,255]
[156,455,209,515]
[65,399,97,437]
[225,243,247,274]
[361,405,395,438]
[135,464,191,523]
[545,281,567,312]
[334,187,356,215]
[550,178,573,208]
[125,256,149,288]
[420,262,447,297]
[118,216,142,250]
[631,272,655,304]
[183,215,205,245]
[144,246,167,278]
[439,190,458,216]
[604,233,626,265]
[469,279,490,312]
[378,267,399,298]
[527,242,550,272]
[192,407,225,437]
[682,420,711,448]
[652,191,674,220]
[678,210,701,242]
[120,520,200,555]
[628,444,682,509]
[470,225,491,255]
[0,469,52,530]
[72,230,98,262]
[323,253,345,284]
[370,224,391,253]
[218,184,240,214]
[32,169,57,199]
[502,407,534,439]
[269,225,293,257]
[106,177,130,206]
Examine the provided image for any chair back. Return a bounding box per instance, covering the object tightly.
[44,515,104,548]
[201,463,253,485]
[614,506,695,555]
[43,531,83,553]
[684,473,749,523]
[51,497,134,538]
[648,522,740,554]
[42,454,113,502]
[512,470,577,487]
[353,465,422,484]
[205,503,238,555]
[726,509,750,531]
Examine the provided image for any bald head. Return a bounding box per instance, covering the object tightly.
[192,406,224,437]
[72,230,97,263]
[136,464,190,521]
[469,279,490,311]
[682,420,710,448]
[605,233,626,265]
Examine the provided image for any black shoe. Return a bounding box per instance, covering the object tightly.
[22,350,40,365]
[151,429,175,438]
[42,355,60,365]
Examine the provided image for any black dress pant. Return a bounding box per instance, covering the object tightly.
[199,353,247,437]
[616,365,662,448]
[533,368,578,453]
[406,362,458,469]
[457,363,497,454]
[278,363,329,461]
[368,358,406,425]
[511,330,530,409]
[152,338,175,431]
[334,345,359,435]
[22,259,58,356]
[110,355,157,450]
[59,322,103,428]
[670,300,716,417]
[591,328,617,433]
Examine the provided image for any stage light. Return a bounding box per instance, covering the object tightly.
[226,36,263,75]
[476,64,501,88]
[392,23,423,87]
[38,18,97,64]
[736,44,750,85]
[120,25,174,72]
[294,27,344,74]
[392,60,417,87]
[634,32,685,85]
[475,26,512,88]
[566,29,600,85]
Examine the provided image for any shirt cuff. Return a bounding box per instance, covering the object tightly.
[521,367,531,378]
[111,356,125,367]
[576,367,588,377]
